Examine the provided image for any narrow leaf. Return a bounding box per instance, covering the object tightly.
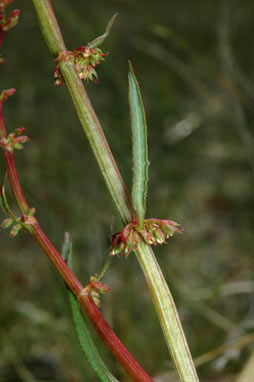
[128,61,149,225]
[87,13,118,48]
[0,174,15,218]
[61,232,119,382]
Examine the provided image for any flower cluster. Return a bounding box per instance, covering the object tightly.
[0,88,16,103]
[110,217,182,258]
[79,275,110,307]
[0,1,19,33]
[0,1,19,63]
[0,127,29,152]
[1,207,37,237]
[54,46,107,86]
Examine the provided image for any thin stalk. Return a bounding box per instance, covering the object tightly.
[32,1,199,381]
[97,255,113,281]
[0,103,30,212]
[0,30,5,47]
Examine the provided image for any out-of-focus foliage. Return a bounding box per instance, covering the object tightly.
[0,0,253,381]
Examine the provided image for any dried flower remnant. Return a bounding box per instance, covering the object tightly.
[111,217,182,258]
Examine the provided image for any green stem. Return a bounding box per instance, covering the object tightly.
[135,242,199,381]
[32,1,199,380]
[32,0,66,55]
[33,0,133,225]
[97,255,113,281]
[59,64,133,223]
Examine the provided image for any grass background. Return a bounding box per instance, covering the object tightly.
[0,0,253,381]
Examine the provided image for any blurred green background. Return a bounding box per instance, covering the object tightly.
[0,0,253,381]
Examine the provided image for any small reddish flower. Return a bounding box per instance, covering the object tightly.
[0,88,16,103]
[53,65,63,86]
[54,46,107,85]
[0,9,19,31]
[110,217,182,258]
[0,127,29,152]
[0,1,14,9]
[79,275,110,307]
[1,207,36,237]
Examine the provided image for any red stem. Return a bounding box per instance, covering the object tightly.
[0,103,153,381]
[0,29,5,48]
[4,151,30,211]
[0,103,29,211]
[0,32,5,48]
[0,103,5,135]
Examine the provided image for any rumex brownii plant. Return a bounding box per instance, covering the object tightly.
[1,1,199,381]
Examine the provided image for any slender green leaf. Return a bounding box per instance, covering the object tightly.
[61,232,119,382]
[0,174,15,218]
[87,13,118,48]
[128,61,149,225]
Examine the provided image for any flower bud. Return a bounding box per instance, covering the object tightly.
[1,218,13,228]
[9,223,22,237]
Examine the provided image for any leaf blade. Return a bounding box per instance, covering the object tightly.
[61,232,119,382]
[87,13,118,48]
[128,61,149,225]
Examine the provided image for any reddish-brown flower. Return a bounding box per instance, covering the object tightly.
[0,127,29,152]
[110,217,182,258]
[79,275,110,307]
[54,46,107,85]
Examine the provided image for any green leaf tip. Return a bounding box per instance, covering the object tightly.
[128,61,149,226]
[87,13,118,48]
[60,233,119,382]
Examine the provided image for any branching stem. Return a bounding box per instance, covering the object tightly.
[1,1,200,381]
[32,1,199,380]
[0,69,153,382]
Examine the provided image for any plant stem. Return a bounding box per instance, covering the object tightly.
[0,28,6,48]
[32,1,199,380]
[0,104,30,212]
[135,242,199,381]
[61,64,133,223]
[31,0,66,55]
